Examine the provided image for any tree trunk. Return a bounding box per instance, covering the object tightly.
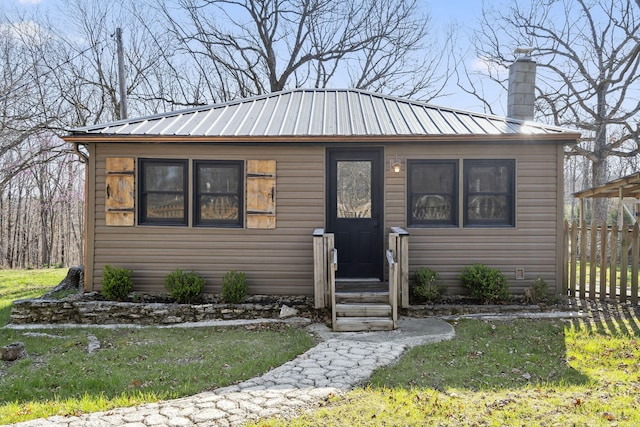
[590,158,608,225]
[591,82,609,225]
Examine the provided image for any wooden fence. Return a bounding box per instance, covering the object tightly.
[565,220,640,304]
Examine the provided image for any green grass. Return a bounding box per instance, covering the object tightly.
[0,269,317,424]
[571,261,639,282]
[0,326,315,424]
[253,316,640,426]
[0,268,66,325]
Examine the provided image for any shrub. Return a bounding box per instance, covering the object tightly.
[102,265,133,300]
[412,267,445,304]
[460,264,510,304]
[221,270,248,303]
[531,276,549,303]
[165,269,205,303]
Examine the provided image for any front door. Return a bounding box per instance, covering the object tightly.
[327,148,383,280]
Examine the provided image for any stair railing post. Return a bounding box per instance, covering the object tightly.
[313,229,326,308]
[387,249,398,329]
[329,245,337,330]
[390,227,410,308]
[325,233,335,311]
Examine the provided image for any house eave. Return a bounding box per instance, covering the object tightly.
[62,132,580,145]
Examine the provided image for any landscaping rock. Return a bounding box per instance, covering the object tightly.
[86,334,101,354]
[2,342,27,361]
[279,305,298,318]
[22,332,66,339]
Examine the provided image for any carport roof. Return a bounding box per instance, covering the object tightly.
[573,173,640,199]
[66,88,580,141]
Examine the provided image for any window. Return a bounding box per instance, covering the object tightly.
[408,160,458,227]
[337,161,372,218]
[464,159,515,227]
[139,159,188,225]
[194,161,243,227]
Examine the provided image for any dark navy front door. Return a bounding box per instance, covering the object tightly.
[327,148,383,280]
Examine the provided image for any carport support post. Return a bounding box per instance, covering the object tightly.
[618,187,624,230]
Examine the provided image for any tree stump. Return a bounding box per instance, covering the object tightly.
[2,342,27,361]
[42,266,84,298]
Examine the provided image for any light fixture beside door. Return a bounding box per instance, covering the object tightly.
[390,153,402,173]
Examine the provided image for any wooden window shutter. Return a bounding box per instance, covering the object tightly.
[105,157,135,226]
[246,160,276,229]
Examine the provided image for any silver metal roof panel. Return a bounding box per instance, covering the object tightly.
[458,112,482,134]
[68,88,577,139]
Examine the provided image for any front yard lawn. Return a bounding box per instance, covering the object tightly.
[0,268,316,424]
[0,268,67,325]
[254,313,640,426]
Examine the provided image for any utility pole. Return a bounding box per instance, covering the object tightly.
[115,28,127,120]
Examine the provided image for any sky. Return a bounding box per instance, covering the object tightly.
[6,0,511,113]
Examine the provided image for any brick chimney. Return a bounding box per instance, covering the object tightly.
[507,50,536,121]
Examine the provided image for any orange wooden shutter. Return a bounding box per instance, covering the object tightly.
[246,160,276,229]
[105,157,135,226]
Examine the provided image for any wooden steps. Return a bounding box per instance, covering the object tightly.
[332,288,394,332]
[334,316,395,332]
[334,292,389,304]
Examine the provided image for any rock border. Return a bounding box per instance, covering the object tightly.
[10,294,325,326]
[10,291,582,327]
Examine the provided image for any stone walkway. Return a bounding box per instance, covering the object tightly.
[9,317,455,427]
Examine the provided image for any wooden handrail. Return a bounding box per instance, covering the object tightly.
[330,248,338,330]
[386,249,398,328]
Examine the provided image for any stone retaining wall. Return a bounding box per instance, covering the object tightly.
[10,292,570,326]
[10,294,320,325]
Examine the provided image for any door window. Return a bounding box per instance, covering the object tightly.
[336,161,372,219]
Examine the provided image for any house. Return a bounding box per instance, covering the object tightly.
[63,60,580,330]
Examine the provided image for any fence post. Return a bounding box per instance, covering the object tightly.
[609,225,619,301]
[570,221,578,297]
[563,221,568,295]
[599,224,608,301]
[620,225,629,303]
[632,223,639,305]
[579,221,588,299]
[589,224,598,300]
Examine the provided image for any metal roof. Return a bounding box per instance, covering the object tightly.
[68,88,578,139]
[573,173,640,199]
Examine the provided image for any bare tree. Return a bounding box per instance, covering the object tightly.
[0,0,459,268]
[0,15,66,194]
[139,0,454,102]
[466,0,640,223]
[53,0,189,123]
[0,8,85,268]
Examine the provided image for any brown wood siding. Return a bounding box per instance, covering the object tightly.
[87,140,564,297]
[384,143,563,295]
[90,144,324,295]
